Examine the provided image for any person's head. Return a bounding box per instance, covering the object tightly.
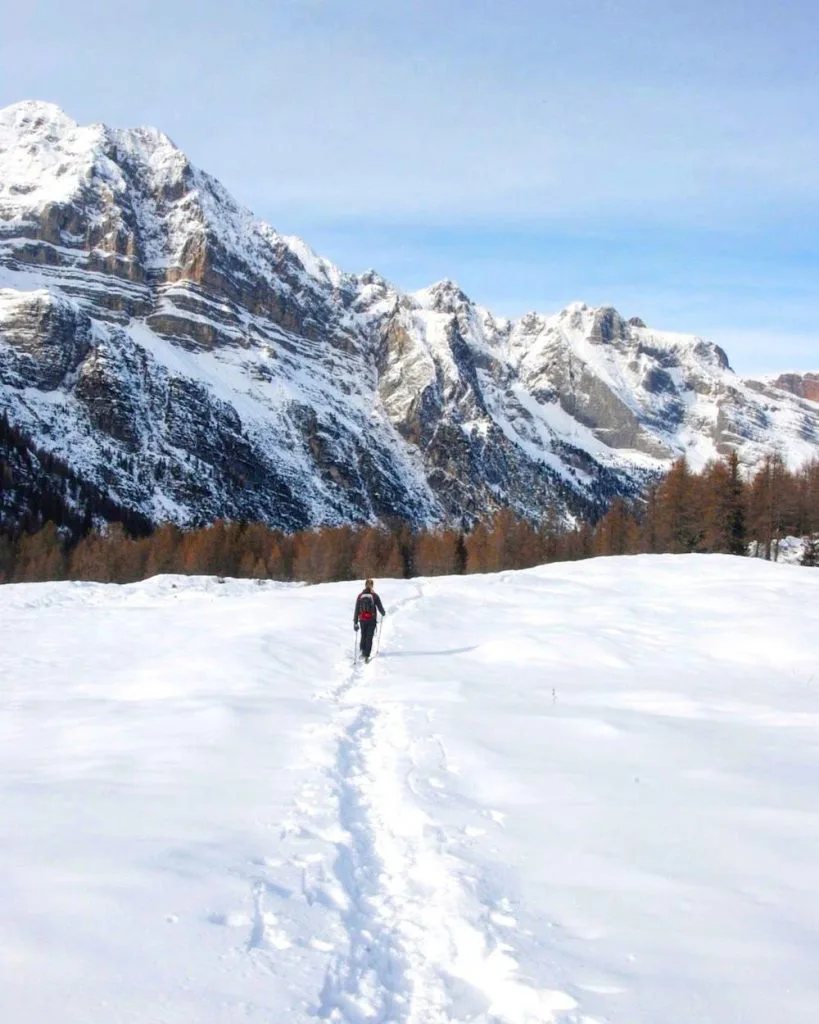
[364,578,374,591]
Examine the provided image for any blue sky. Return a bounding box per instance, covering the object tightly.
[1,0,817,372]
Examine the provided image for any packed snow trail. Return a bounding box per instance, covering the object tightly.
[299,586,578,1023]
[2,557,819,1023]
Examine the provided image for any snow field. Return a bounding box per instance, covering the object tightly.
[1,556,819,1023]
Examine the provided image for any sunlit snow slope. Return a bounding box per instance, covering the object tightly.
[2,557,819,1023]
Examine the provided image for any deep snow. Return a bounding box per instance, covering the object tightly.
[2,556,819,1023]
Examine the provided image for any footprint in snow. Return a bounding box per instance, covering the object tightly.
[463,825,486,838]
[307,937,335,952]
[489,910,518,929]
[208,911,251,928]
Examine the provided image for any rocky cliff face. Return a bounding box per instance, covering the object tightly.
[768,373,819,405]
[2,100,818,530]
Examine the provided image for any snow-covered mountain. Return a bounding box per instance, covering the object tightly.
[2,100,818,529]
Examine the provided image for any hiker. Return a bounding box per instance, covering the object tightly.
[353,578,386,662]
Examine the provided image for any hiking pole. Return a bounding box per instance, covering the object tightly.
[375,619,383,656]
[353,628,358,664]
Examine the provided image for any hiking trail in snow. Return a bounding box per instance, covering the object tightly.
[267,584,581,1023]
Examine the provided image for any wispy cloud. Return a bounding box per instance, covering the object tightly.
[1,0,817,370]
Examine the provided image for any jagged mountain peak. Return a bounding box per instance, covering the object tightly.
[119,123,181,154]
[0,99,78,133]
[413,278,473,314]
[558,300,591,316]
[104,123,191,190]
[531,301,732,373]
[281,234,349,290]
[0,99,182,157]
[0,101,101,209]
[1,101,818,533]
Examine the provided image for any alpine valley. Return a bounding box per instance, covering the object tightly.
[1,100,818,531]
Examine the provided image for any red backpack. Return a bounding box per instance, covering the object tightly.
[359,592,376,621]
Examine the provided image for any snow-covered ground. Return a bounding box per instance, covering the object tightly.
[2,556,819,1024]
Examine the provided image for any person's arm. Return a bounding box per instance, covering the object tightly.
[375,594,385,616]
[353,594,361,625]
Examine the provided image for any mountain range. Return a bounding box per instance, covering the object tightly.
[1,99,817,531]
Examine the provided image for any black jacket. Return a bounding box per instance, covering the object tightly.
[353,589,385,625]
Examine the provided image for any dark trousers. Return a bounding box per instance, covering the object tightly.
[359,619,377,658]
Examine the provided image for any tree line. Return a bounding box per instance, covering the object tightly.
[0,410,152,541]
[593,452,819,561]
[2,450,818,585]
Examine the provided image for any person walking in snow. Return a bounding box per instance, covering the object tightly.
[353,578,385,663]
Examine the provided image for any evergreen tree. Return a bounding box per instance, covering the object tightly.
[801,534,819,568]
[724,451,748,556]
[702,452,747,555]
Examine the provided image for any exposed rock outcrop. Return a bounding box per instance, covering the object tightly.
[771,373,819,404]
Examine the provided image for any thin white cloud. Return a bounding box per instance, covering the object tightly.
[3,1,815,225]
[1,0,817,371]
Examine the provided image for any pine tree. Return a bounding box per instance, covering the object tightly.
[724,451,748,555]
[702,452,747,555]
[801,534,819,567]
